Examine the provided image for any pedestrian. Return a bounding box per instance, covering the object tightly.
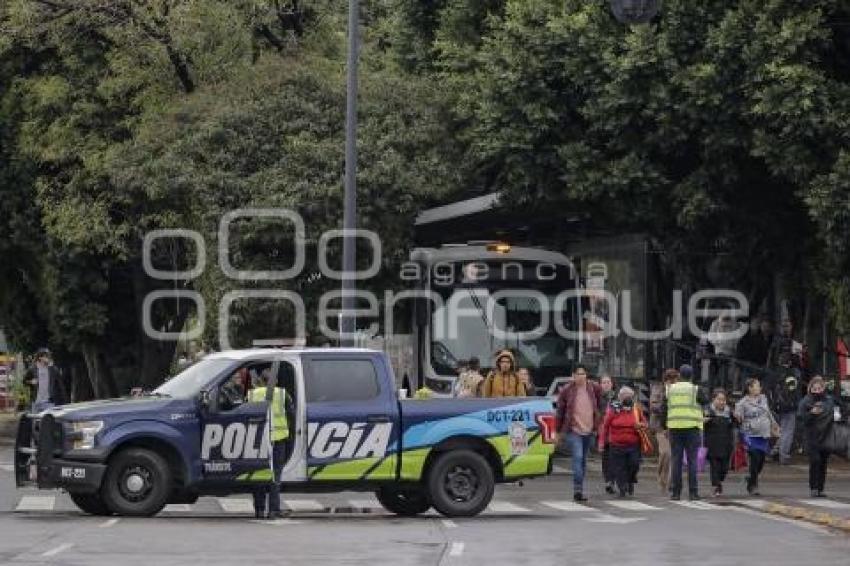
[736,316,773,368]
[481,350,526,397]
[798,376,835,497]
[597,374,617,494]
[768,319,802,376]
[651,369,679,494]
[664,364,708,501]
[598,386,646,498]
[454,357,484,398]
[517,367,534,396]
[735,377,779,496]
[554,364,602,502]
[249,370,291,519]
[24,348,67,413]
[704,389,735,497]
[771,375,801,464]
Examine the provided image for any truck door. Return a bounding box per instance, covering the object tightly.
[303,356,398,481]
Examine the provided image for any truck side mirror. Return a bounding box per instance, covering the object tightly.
[199,390,211,410]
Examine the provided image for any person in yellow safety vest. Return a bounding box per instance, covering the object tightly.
[662,364,708,502]
[249,370,290,519]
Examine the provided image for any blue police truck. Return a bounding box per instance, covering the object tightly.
[15,348,556,517]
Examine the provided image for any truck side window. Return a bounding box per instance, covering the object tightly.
[307,360,380,403]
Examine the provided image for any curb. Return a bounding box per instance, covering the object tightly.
[763,502,850,533]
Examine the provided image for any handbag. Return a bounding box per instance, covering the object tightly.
[633,406,654,455]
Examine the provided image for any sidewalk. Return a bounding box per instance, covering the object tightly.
[0,411,19,446]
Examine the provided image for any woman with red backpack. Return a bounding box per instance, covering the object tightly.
[599,386,648,498]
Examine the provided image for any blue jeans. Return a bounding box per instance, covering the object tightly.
[566,432,593,494]
[253,441,286,516]
[778,412,796,463]
[669,428,701,497]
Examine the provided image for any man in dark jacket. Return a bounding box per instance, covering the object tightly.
[798,376,835,497]
[24,348,67,412]
[771,375,801,465]
[555,365,602,502]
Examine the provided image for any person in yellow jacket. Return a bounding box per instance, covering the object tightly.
[481,350,527,398]
[249,370,290,519]
[662,364,708,501]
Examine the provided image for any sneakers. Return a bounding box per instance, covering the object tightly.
[574,492,588,503]
[688,493,701,501]
[267,510,290,519]
[605,482,616,495]
[712,486,722,498]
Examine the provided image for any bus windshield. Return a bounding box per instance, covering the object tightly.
[430,288,579,376]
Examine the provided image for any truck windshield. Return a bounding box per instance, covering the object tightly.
[152,358,234,399]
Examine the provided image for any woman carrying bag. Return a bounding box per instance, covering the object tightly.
[598,386,648,498]
[735,378,780,496]
[798,376,836,497]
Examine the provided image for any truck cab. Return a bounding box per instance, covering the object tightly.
[16,348,556,518]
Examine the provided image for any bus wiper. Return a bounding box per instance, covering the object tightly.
[467,287,494,352]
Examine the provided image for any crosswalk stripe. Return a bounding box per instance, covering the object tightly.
[283,499,325,512]
[162,504,192,513]
[605,500,662,511]
[673,501,719,511]
[0,464,13,473]
[552,465,570,474]
[798,498,850,510]
[218,498,255,514]
[347,499,382,510]
[16,495,55,512]
[540,500,595,512]
[486,502,530,513]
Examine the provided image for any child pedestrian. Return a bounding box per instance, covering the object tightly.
[704,389,735,497]
[598,386,646,498]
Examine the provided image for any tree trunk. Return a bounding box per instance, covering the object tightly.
[81,343,119,399]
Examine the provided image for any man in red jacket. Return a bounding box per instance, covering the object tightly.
[554,365,602,502]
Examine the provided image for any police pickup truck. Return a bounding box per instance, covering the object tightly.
[16,348,555,518]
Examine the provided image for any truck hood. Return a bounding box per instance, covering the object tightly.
[44,397,178,420]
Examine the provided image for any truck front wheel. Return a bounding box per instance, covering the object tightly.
[69,492,113,516]
[426,450,494,517]
[375,486,430,516]
[101,448,172,517]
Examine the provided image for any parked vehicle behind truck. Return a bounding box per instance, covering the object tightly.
[16,348,556,518]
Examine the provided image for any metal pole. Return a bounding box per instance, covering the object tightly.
[341,0,359,347]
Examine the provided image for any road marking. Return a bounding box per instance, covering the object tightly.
[218,498,255,514]
[41,543,74,557]
[252,518,302,526]
[283,499,325,512]
[99,518,119,528]
[552,465,570,474]
[673,501,720,510]
[798,499,850,510]
[605,500,662,511]
[0,464,13,473]
[583,514,647,524]
[486,501,530,513]
[162,504,192,513]
[442,519,457,529]
[728,505,833,535]
[449,542,465,557]
[16,495,55,512]
[540,500,595,512]
[348,499,382,510]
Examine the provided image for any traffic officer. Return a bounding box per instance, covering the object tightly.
[249,369,290,519]
[663,364,708,501]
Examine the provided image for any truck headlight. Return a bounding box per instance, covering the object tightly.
[69,421,104,450]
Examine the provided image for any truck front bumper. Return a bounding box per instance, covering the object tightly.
[15,413,106,493]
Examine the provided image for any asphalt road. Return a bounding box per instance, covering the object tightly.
[1,447,849,566]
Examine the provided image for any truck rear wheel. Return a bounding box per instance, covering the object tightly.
[69,492,113,516]
[375,486,430,516]
[426,450,494,517]
[101,448,172,517]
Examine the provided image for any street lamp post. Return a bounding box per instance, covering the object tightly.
[341,0,359,347]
